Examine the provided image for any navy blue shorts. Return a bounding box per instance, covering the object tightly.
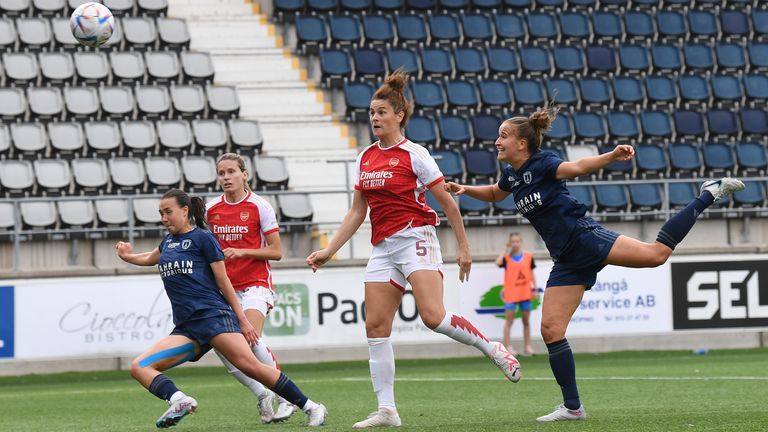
[547,217,619,290]
[171,308,241,361]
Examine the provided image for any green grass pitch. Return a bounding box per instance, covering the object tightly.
[1,349,766,431]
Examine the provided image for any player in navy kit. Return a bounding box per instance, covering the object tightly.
[306,70,520,429]
[116,189,326,428]
[445,106,744,422]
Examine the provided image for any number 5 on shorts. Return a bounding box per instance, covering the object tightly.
[415,240,427,256]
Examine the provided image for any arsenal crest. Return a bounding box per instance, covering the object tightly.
[213,214,220,220]
[240,211,249,222]
[389,158,399,168]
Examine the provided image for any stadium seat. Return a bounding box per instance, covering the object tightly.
[606,111,639,142]
[567,0,596,9]
[51,16,78,50]
[0,17,16,52]
[170,85,205,120]
[585,45,617,75]
[486,46,518,78]
[702,142,735,177]
[752,10,768,42]
[546,113,573,144]
[613,76,644,110]
[420,47,453,79]
[307,0,338,12]
[668,182,696,209]
[73,51,109,85]
[0,124,9,159]
[39,51,74,86]
[640,111,673,143]
[618,44,650,75]
[668,142,702,178]
[567,184,594,213]
[277,193,313,232]
[0,88,26,122]
[711,74,743,107]
[464,148,497,183]
[329,14,362,48]
[520,46,551,76]
[395,14,427,47]
[504,0,531,7]
[295,15,327,55]
[440,0,469,8]
[192,119,228,157]
[344,81,374,122]
[735,142,768,177]
[157,17,191,51]
[445,80,479,113]
[27,86,63,121]
[682,43,714,73]
[133,197,163,235]
[740,109,768,139]
[431,149,463,182]
[145,50,180,84]
[387,47,419,75]
[478,79,511,114]
[747,43,768,73]
[138,0,169,16]
[559,12,590,43]
[706,110,738,140]
[406,0,435,10]
[405,115,437,147]
[136,85,172,119]
[720,10,749,41]
[157,119,193,156]
[732,181,765,210]
[573,111,605,143]
[673,110,706,140]
[635,144,668,178]
[494,13,526,42]
[547,78,578,108]
[0,159,34,197]
[17,17,52,52]
[656,11,686,43]
[438,115,471,147]
[3,52,39,87]
[57,200,95,233]
[579,77,611,109]
[373,0,404,11]
[527,12,558,43]
[84,121,121,157]
[594,184,629,215]
[108,157,147,194]
[461,13,493,45]
[100,17,123,51]
[628,183,663,214]
[181,155,217,192]
[94,199,130,234]
[20,201,57,234]
[353,48,385,83]
[111,51,146,85]
[206,85,240,118]
[454,46,486,79]
[599,143,634,179]
[459,195,491,225]
[228,118,263,155]
[123,17,158,50]
[743,75,768,107]
[100,86,135,120]
[624,10,654,43]
[48,121,84,159]
[411,79,445,113]
[687,10,718,42]
[493,193,519,222]
[471,114,502,147]
[678,74,710,107]
[341,0,370,12]
[181,51,215,84]
[471,0,501,9]
[566,144,598,167]
[651,43,682,73]
[319,48,351,88]
[122,120,157,157]
[553,45,584,76]
[10,122,47,159]
[362,14,394,49]
[428,13,461,46]
[715,42,746,73]
[592,11,622,42]
[511,79,545,110]
[145,156,181,191]
[72,158,109,194]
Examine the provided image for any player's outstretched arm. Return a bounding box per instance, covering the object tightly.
[307,190,368,272]
[211,260,258,345]
[432,180,472,282]
[444,182,509,202]
[115,242,160,266]
[556,144,635,180]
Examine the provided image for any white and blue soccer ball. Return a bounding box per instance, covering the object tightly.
[70,2,114,48]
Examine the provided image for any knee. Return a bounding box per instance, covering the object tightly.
[420,311,443,330]
[129,360,144,380]
[365,319,392,337]
[540,321,564,344]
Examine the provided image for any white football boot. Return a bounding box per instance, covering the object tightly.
[306,403,327,427]
[257,390,275,423]
[352,407,402,428]
[272,397,297,422]
[536,404,587,422]
[700,177,745,201]
[489,341,522,383]
[155,395,198,428]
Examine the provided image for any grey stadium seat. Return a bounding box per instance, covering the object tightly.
[138,0,168,16]
[133,197,162,233]
[192,119,227,156]
[0,0,31,16]
[206,85,240,118]
[108,157,146,194]
[136,85,171,119]
[0,124,10,158]
[103,0,135,16]
[84,121,121,157]
[33,158,71,196]
[72,158,109,194]
[123,17,158,50]
[157,119,192,155]
[48,121,84,159]
[157,17,190,50]
[0,88,27,122]
[121,120,157,156]
[20,201,57,234]
[254,156,289,190]
[39,51,74,85]
[33,0,66,17]
[74,51,110,84]
[3,52,39,86]
[228,118,263,155]
[57,200,95,234]
[17,17,52,51]
[27,86,63,121]
[277,194,313,232]
[99,86,135,120]
[181,51,214,84]
[11,122,48,159]
[110,51,146,84]
[170,84,205,119]
[145,156,181,191]
[100,17,124,51]
[64,86,99,120]
[0,159,35,197]
[95,199,130,237]
[180,155,217,192]
[145,50,179,84]
[0,202,15,241]
[0,18,17,52]
[52,17,79,50]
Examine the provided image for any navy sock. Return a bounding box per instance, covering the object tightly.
[656,191,715,250]
[148,374,180,401]
[547,339,580,410]
[271,372,309,409]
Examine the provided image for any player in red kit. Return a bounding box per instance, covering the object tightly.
[206,153,296,423]
[306,70,521,429]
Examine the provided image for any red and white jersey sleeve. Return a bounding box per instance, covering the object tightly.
[206,192,279,291]
[354,138,444,244]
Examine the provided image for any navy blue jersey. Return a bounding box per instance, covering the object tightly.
[157,228,228,324]
[498,151,589,261]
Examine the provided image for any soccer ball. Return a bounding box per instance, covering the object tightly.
[70,2,114,48]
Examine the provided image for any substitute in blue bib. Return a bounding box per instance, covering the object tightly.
[116,188,327,429]
[446,103,745,423]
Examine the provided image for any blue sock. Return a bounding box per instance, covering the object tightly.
[656,190,715,250]
[148,374,180,401]
[547,339,580,410]
[271,373,309,409]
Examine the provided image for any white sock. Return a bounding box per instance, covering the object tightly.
[302,399,319,411]
[215,349,268,397]
[433,312,494,356]
[368,337,396,410]
[253,340,279,369]
[169,391,186,403]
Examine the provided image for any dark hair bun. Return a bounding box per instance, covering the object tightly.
[529,110,552,130]
[384,69,409,93]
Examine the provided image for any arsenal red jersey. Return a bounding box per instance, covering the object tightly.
[206,192,280,291]
[354,138,444,245]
